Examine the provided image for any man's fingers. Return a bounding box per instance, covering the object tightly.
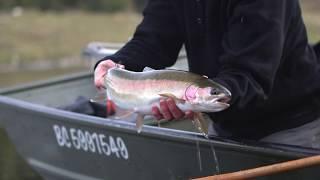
[160,99,173,120]
[152,106,163,120]
[118,64,125,69]
[153,99,195,121]
[185,111,194,119]
[166,98,184,119]
[102,60,117,69]
[96,85,106,91]
[94,64,107,89]
[94,59,123,90]
[94,72,106,90]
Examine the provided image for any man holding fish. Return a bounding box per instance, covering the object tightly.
[94,0,320,148]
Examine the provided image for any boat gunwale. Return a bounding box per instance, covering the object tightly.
[0,71,91,96]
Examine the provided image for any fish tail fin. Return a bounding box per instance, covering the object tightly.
[193,113,209,138]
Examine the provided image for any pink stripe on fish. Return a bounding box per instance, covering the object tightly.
[108,75,190,98]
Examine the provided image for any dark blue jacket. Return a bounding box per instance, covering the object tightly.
[98,0,320,140]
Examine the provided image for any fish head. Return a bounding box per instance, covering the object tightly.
[188,79,232,112]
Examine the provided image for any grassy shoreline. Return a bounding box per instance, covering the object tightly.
[0,10,141,64]
[0,3,319,88]
[0,4,319,65]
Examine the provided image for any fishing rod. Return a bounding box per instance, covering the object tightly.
[192,155,320,180]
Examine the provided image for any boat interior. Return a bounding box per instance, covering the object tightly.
[0,71,203,133]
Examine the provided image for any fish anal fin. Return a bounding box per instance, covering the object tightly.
[193,112,209,138]
[136,114,145,133]
[159,93,185,104]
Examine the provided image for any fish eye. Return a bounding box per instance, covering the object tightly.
[210,88,220,95]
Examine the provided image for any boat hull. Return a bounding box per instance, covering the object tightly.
[0,73,320,180]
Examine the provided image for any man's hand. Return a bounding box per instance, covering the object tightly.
[94,60,124,90]
[151,98,194,120]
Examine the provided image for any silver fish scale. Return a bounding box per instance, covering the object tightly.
[105,68,231,113]
[106,70,191,110]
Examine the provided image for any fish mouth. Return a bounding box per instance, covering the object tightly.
[206,95,231,110]
[211,94,231,104]
[204,101,230,112]
[209,95,231,110]
[217,95,231,104]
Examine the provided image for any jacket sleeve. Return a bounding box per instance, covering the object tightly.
[95,0,184,71]
[213,0,289,109]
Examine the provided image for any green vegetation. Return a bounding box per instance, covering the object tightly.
[0,0,318,87]
[0,0,147,12]
[301,0,320,43]
[0,10,141,64]
[304,13,320,43]
[0,0,318,64]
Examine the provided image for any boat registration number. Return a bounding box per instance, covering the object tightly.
[53,124,129,160]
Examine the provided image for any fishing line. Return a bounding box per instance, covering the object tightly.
[210,142,221,174]
[195,135,203,172]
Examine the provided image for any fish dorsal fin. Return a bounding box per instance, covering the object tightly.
[159,93,186,104]
[143,66,155,72]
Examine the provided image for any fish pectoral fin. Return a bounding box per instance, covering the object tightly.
[193,113,209,138]
[136,114,145,133]
[159,93,186,104]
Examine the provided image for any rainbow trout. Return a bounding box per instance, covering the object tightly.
[105,67,231,137]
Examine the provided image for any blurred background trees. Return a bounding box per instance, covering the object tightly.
[0,0,318,87]
[0,0,147,12]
